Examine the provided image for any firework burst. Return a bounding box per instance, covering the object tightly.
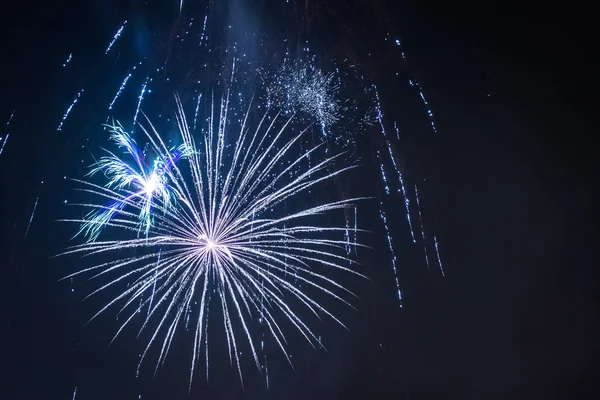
[61,93,365,387]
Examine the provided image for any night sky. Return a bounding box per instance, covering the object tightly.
[0,1,596,399]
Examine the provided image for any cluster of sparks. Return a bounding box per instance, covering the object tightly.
[61,95,364,386]
[269,61,340,135]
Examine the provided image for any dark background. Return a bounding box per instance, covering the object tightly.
[0,0,596,399]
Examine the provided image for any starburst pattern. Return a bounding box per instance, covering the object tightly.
[61,94,365,386]
[78,123,192,241]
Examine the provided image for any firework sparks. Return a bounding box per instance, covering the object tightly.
[415,185,430,269]
[63,53,72,67]
[106,20,127,54]
[386,141,416,242]
[57,89,84,131]
[0,134,8,158]
[270,61,340,133]
[379,202,402,306]
[61,94,364,386]
[77,123,191,241]
[109,69,135,110]
[434,235,445,277]
[133,79,149,126]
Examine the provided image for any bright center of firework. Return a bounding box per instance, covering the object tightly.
[144,173,160,195]
[206,239,215,249]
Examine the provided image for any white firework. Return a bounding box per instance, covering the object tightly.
[60,93,365,387]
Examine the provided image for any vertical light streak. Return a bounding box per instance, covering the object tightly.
[57,90,84,131]
[377,151,390,195]
[193,93,202,130]
[133,79,149,126]
[72,386,77,400]
[386,141,416,242]
[109,69,135,110]
[393,121,400,140]
[105,20,127,54]
[0,134,9,158]
[414,185,430,269]
[372,85,386,138]
[199,15,208,44]
[434,235,445,277]
[25,195,40,237]
[353,207,358,257]
[379,203,402,306]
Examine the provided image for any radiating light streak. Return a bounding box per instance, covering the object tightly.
[199,15,208,44]
[63,53,72,67]
[106,20,127,54]
[193,93,202,130]
[372,85,386,138]
[61,94,365,386]
[414,185,430,269]
[386,141,415,242]
[377,151,390,195]
[0,134,9,158]
[72,386,77,400]
[379,203,402,306]
[434,235,445,277]
[25,196,40,237]
[393,121,400,140]
[57,90,84,131]
[109,69,135,110]
[353,207,358,257]
[6,109,15,125]
[133,79,149,126]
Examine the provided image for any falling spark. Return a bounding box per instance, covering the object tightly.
[414,185,430,269]
[0,134,9,158]
[6,110,15,125]
[377,151,390,195]
[379,203,402,306]
[25,196,40,237]
[434,235,445,277]
[61,95,364,387]
[393,121,400,140]
[133,79,149,126]
[106,20,127,54]
[199,15,208,43]
[57,90,84,131]
[71,386,77,400]
[63,53,72,67]
[193,93,202,130]
[372,85,386,138]
[386,142,415,242]
[109,70,134,110]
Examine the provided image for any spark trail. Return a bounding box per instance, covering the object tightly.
[106,20,127,54]
[0,134,8,158]
[25,195,40,237]
[434,235,445,277]
[63,53,72,67]
[109,69,135,110]
[61,94,365,387]
[379,202,402,306]
[386,141,415,242]
[414,185,430,269]
[57,89,84,131]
